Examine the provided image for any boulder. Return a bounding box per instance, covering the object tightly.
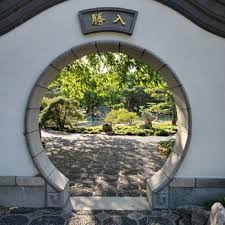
[208,203,225,225]
[143,111,155,129]
[102,123,112,132]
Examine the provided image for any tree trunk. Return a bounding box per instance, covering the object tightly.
[172,104,177,126]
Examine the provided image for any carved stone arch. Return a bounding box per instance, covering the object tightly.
[25,40,191,208]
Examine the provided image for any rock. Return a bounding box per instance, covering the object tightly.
[143,111,155,129]
[208,202,225,225]
[192,208,209,225]
[102,123,112,132]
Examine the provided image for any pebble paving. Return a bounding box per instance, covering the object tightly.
[0,208,209,225]
[42,130,171,197]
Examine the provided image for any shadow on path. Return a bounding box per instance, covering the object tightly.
[42,130,169,197]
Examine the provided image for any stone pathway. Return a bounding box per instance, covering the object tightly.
[42,130,172,197]
[0,207,209,225]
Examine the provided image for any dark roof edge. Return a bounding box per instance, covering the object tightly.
[0,0,225,38]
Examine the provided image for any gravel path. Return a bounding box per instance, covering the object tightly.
[42,130,172,197]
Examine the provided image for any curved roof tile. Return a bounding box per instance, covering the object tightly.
[0,0,225,38]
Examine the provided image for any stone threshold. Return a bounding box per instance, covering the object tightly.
[67,197,150,210]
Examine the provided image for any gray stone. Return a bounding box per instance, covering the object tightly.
[176,106,190,135]
[0,215,29,225]
[196,179,225,188]
[29,216,65,225]
[16,176,45,187]
[68,215,101,225]
[141,50,164,71]
[0,177,15,186]
[208,203,225,225]
[179,218,191,225]
[25,108,40,133]
[52,50,75,70]
[159,65,181,89]
[0,186,45,208]
[161,152,182,179]
[96,41,119,53]
[147,169,169,193]
[149,187,169,209]
[103,216,137,225]
[46,182,69,208]
[120,42,144,59]
[72,42,97,58]
[192,208,209,225]
[169,178,195,188]
[128,211,144,220]
[139,217,173,225]
[169,188,225,209]
[33,152,55,178]
[143,111,155,128]
[48,169,69,192]
[36,65,59,88]
[27,85,48,109]
[162,212,181,223]
[171,86,188,110]
[26,130,44,157]
[172,131,189,156]
[95,211,110,221]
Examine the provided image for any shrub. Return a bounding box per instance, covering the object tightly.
[113,103,125,110]
[154,129,170,136]
[158,139,175,158]
[104,109,138,125]
[39,97,83,130]
[69,126,102,134]
[204,198,225,210]
[68,125,173,137]
[153,122,177,135]
[41,97,51,110]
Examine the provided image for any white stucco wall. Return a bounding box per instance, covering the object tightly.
[0,0,225,177]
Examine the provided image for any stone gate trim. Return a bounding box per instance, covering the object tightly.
[24,40,191,208]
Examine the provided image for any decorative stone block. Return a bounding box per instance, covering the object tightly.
[96,40,119,53]
[0,186,45,208]
[52,50,75,70]
[25,108,40,133]
[27,85,48,109]
[46,182,69,208]
[48,169,69,191]
[26,130,44,157]
[147,169,169,193]
[72,42,97,58]
[170,178,195,187]
[16,176,45,186]
[172,131,188,156]
[0,177,15,186]
[36,65,59,88]
[33,152,55,178]
[120,42,144,59]
[159,65,181,89]
[141,50,164,71]
[161,152,182,179]
[169,188,225,208]
[171,86,188,109]
[208,202,225,225]
[196,178,225,188]
[176,106,190,135]
[148,186,169,209]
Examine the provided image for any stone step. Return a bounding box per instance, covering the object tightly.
[68,197,150,210]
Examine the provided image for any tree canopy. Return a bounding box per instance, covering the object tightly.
[46,52,175,122]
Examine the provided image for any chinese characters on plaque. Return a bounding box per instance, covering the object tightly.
[79,8,138,35]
